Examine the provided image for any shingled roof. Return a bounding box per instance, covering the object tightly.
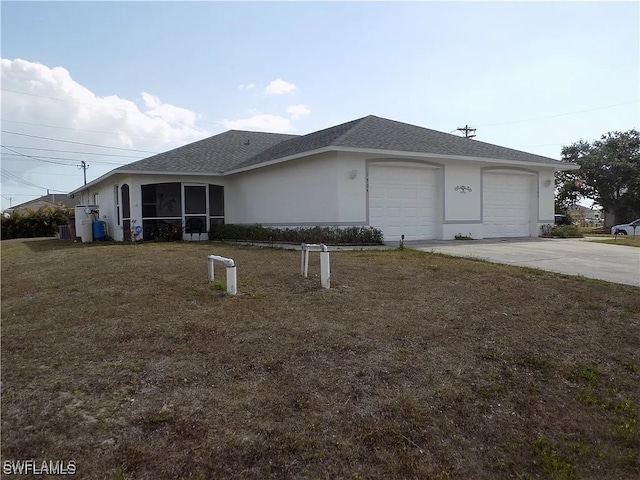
[10,193,79,210]
[117,115,564,176]
[118,130,298,174]
[232,115,561,170]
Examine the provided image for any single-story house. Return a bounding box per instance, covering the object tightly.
[6,193,79,215]
[70,115,577,242]
[568,205,603,226]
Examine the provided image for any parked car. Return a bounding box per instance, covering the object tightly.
[611,218,640,235]
[554,214,572,225]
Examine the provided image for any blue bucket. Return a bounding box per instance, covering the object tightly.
[92,220,105,240]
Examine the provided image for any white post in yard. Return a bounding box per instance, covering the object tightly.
[207,256,215,282]
[227,266,237,295]
[320,251,330,289]
[300,243,330,288]
[207,255,237,295]
[304,247,310,277]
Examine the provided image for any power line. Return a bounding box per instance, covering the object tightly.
[1,145,145,158]
[477,100,640,128]
[1,168,47,190]
[2,170,79,177]
[1,88,144,115]
[1,146,73,166]
[1,130,159,153]
[1,152,129,166]
[1,119,207,142]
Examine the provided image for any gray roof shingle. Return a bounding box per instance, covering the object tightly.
[118,115,566,175]
[233,115,562,170]
[10,194,80,210]
[118,130,298,174]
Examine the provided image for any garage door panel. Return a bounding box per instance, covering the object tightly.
[369,165,438,241]
[483,173,533,238]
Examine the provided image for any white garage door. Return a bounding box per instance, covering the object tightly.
[483,172,533,238]
[368,165,438,241]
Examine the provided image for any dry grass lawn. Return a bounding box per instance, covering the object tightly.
[2,238,639,479]
[589,236,640,248]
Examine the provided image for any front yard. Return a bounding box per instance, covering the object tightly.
[588,236,640,248]
[1,239,639,479]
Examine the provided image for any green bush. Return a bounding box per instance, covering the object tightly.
[540,224,583,238]
[208,224,384,245]
[1,206,71,240]
[146,221,183,242]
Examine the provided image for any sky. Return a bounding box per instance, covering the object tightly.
[1,0,639,211]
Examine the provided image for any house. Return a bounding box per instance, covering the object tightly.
[568,205,603,226]
[70,115,577,242]
[6,193,79,215]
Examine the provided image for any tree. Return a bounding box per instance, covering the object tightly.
[556,130,640,221]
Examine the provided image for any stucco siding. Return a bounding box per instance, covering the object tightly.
[335,153,367,223]
[228,152,340,225]
[443,162,482,222]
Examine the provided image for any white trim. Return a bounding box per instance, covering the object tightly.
[225,146,576,175]
[71,145,576,194]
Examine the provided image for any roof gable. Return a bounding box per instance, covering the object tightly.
[233,115,561,170]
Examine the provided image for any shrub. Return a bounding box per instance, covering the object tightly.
[454,233,474,240]
[1,206,71,240]
[146,221,183,242]
[208,224,384,245]
[540,224,583,238]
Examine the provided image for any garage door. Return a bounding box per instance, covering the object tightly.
[483,172,533,238]
[368,165,438,241]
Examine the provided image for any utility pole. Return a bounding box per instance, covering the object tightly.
[78,161,89,185]
[456,125,477,139]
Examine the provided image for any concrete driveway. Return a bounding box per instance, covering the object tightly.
[412,238,640,287]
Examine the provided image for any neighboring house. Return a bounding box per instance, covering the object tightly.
[568,205,603,226]
[6,194,79,215]
[70,115,577,242]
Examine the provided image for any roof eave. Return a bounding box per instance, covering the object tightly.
[334,146,572,169]
[226,146,577,174]
[70,169,225,194]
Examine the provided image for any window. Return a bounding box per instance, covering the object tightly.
[141,183,182,240]
[114,185,120,225]
[121,184,131,241]
[142,183,181,218]
[92,192,99,206]
[209,185,225,232]
[209,185,224,217]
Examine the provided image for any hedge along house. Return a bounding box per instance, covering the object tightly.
[70,115,577,242]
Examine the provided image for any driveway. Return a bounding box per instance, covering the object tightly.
[412,238,640,287]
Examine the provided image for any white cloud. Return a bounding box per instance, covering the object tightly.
[222,113,292,133]
[265,78,297,95]
[237,83,256,90]
[0,58,210,205]
[141,91,161,108]
[286,104,311,119]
